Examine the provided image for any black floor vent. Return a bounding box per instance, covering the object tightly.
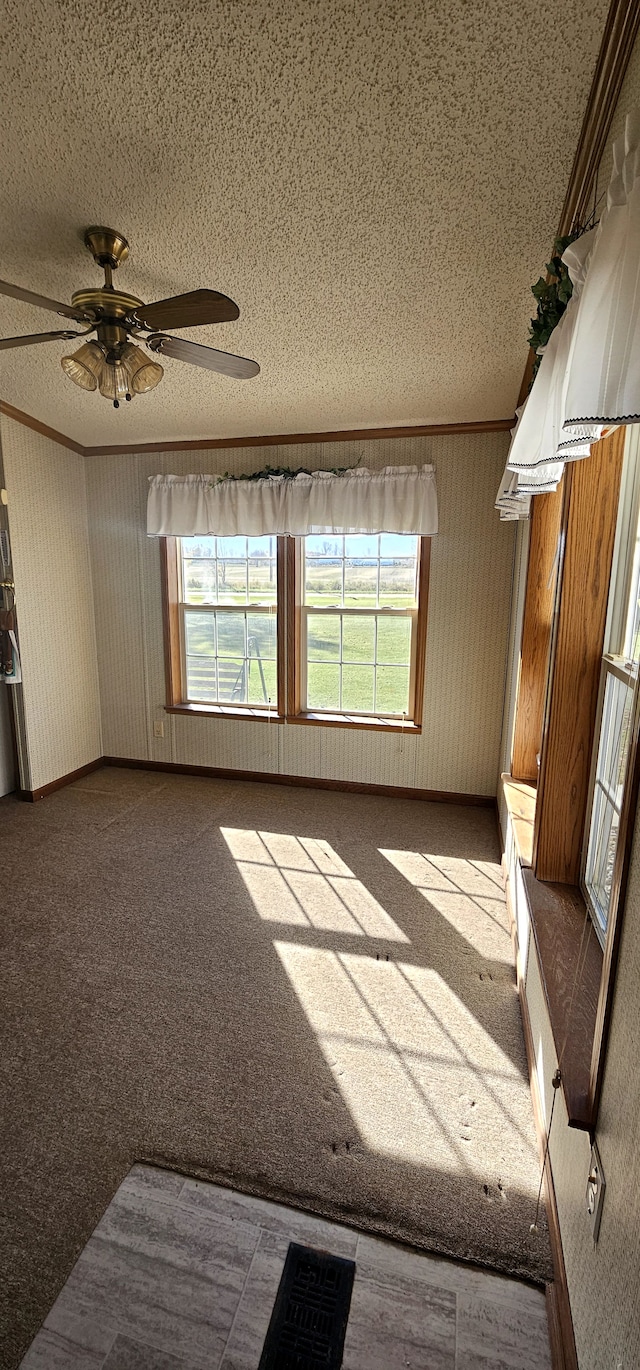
[258,1241,356,1369]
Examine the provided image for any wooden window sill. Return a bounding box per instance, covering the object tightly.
[286,712,421,734]
[522,867,603,1130]
[501,773,536,867]
[166,704,421,733]
[166,704,285,723]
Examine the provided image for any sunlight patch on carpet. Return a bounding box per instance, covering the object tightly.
[221,828,409,940]
[379,850,512,960]
[273,940,537,1190]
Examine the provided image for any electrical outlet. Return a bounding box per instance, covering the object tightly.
[586,1141,605,1242]
[153,720,164,738]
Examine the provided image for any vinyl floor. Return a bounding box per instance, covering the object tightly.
[19,1164,552,1370]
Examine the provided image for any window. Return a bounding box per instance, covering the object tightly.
[162,534,430,730]
[180,535,279,710]
[583,427,640,944]
[584,659,636,943]
[297,535,424,721]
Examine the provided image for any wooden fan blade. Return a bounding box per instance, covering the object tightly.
[148,334,260,379]
[0,279,90,322]
[0,329,84,350]
[134,289,240,331]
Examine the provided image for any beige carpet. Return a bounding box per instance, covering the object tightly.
[0,767,551,1368]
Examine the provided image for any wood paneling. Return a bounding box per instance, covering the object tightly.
[512,487,564,782]
[534,429,625,883]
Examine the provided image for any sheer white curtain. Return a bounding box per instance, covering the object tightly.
[147,465,438,537]
[564,109,640,427]
[495,108,640,519]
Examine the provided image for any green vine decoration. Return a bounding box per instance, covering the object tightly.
[211,458,362,484]
[528,231,580,381]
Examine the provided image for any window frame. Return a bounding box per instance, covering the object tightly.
[286,534,429,731]
[161,535,287,722]
[161,534,431,732]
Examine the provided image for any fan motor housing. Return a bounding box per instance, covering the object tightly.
[84,226,130,270]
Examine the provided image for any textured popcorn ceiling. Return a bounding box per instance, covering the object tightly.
[0,0,609,446]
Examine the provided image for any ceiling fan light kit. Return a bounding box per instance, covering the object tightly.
[0,226,260,409]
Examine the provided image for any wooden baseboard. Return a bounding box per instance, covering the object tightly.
[102,756,496,806]
[502,859,579,1370]
[19,757,104,802]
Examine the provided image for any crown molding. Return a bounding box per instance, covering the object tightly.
[83,417,514,457]
[0,400,85,456]
[0,403,515,457]
[558,0,640,237]
[518,0,640,407]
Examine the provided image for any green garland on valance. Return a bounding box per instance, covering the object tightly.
[211,459,362,484]
[527,232,580,379]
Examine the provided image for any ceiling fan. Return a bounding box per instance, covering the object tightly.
[0,226,260,407]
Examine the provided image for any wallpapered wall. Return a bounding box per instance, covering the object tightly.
[0,416,102,790]
[84,428,513,796]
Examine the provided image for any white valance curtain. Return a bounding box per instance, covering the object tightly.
[496,108,640,519]
[147,465,438,537]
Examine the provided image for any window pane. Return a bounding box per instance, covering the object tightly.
[247,655,277,706]
[307,663,340,710]
[248,558,277,603]
[247,612,276,660]
[183,536,278,607]
[379,533,416,558]
[345,534,378,559]
[376,665,410,715]
[183,559,217,604]
[344,559,377,606]
[216,559,247,603]
[306,535,343,558]
[217,612,246,657]
[342,664,375,712]
[585,668,635,940]
[307,615,340,660]
[217,536,246,558]
[184,612,216,656]
[186,655,217,701]
[342,616,375,662]
[182,536,216,559]
[303,534,419,610]
[376,617,411,664]
[218,658,247,703]
[305,559,343,606]
[379,559,417,606]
